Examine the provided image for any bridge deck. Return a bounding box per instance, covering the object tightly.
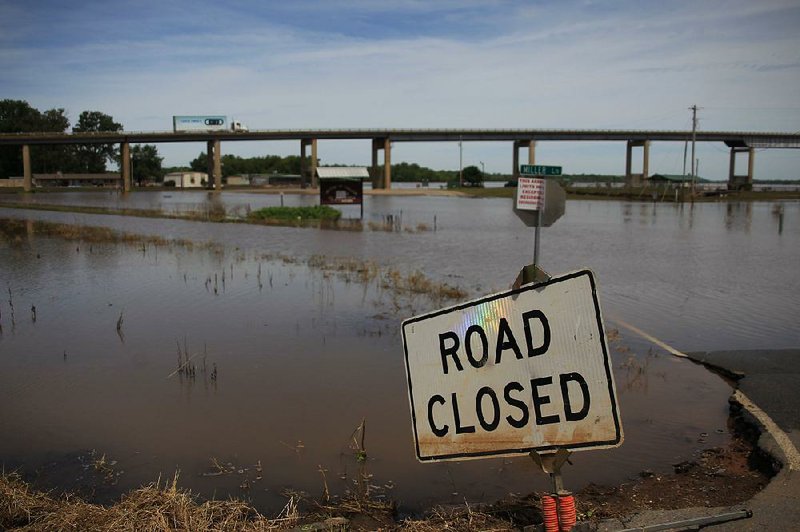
[1,128,799,146]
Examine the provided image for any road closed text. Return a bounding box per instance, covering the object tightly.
[402,270,623,461]
[427,310,590,437]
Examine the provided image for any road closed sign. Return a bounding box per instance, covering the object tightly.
[402,270,623,462]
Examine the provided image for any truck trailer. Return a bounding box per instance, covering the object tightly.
[173,116,248,132]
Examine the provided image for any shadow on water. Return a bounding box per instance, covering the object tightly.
[1,192,798,514]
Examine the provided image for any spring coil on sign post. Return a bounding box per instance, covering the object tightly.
[541,492,577,532]
[541,494,559,532]
[557,492,577,531]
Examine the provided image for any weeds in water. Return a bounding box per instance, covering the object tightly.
[6,285,15,328]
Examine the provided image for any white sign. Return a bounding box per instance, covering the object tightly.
[516,177,546,211]
[402,270,623,462]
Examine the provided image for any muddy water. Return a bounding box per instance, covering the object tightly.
[1,192,798,513]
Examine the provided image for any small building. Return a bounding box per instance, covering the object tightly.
[225,175,250,186]
[1,178,24,188]
[32,173,121,188]
[648,174,715,187]
[164,171,206,188]
[250,174,302,187]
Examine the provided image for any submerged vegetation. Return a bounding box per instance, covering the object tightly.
[0,218,466,308]
[0,218,213,250]
[248,205,341,222]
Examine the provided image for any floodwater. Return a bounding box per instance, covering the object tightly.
[1,191,798,513]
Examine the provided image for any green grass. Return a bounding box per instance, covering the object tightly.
[248,205,341,222]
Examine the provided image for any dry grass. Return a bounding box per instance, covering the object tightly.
[0,471,306,531]
[1,470,514,531]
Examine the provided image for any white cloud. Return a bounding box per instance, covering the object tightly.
[1,0,798,178]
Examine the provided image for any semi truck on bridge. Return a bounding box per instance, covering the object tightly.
[172,115,248,133]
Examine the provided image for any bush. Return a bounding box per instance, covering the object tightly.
[248,205,341,222]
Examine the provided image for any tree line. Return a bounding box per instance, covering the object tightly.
[2,99,491,186]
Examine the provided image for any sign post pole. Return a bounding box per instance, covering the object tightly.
[514,165,564,280]
[534,208,542,271]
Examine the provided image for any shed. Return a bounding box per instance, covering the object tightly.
[649,174,711,185]
[317,167,369,218]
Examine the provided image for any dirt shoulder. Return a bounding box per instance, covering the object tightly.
[0,430,772,531]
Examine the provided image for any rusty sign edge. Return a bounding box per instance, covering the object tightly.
[401,269,623,463]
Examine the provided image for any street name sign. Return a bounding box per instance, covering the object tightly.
[402,270,623,462]
[521,165,562,176]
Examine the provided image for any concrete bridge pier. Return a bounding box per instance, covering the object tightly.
[512,140,536,180]
[728,147,755,190]
[300,138,318,188]
[370,138,392,189]
[22,144,31,192]
[120,142,131,192]
[206,140,222,191]
[625,140,650,187]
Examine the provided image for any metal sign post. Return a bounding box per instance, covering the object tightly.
[513,166,565,279]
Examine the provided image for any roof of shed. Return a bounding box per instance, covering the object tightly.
[316,167,369,179]
[649,174,711,183]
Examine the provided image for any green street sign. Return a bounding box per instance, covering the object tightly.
[520,165,562,176]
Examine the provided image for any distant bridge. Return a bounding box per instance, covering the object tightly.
[2,128,799,192]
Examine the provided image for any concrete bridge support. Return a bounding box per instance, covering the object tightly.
[370,138,392,189]
[728,147,755,190]
[120,142,131,192]
[625,140,650,186]
[300,138,318,188]
[22,144,31,192]
[512,140,536,179]
[206,140,222,191]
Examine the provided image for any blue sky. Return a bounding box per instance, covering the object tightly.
[1,0,799,178]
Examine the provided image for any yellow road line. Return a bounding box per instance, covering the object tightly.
[610,316,800,471]
[733,390,800,471]
[610,317,688,358]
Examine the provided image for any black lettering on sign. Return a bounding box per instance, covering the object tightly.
[427,394,448,437]
[465,325,489,368]
[475,386,500,431]
[504,381,530,428]
[439,331,463,374]
[452,392,476,434]
[494,317,523,364]
[531,376,560,425]
[522,309,551,357]
[560,372,591,421]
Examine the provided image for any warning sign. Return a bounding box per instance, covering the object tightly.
[402,270,623,462]
[516,177,545,211]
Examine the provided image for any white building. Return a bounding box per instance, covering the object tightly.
[164,171,206,188]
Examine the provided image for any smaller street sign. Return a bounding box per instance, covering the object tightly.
[513,178,566,227]
[516,177,545,211]
[521,165,562,176]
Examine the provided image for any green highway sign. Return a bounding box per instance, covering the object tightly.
[520,165,562,176]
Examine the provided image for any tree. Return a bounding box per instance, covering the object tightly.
[35,108,71,173]
[131,145,163,184]
[71,111,123,173]
[0,99,70,178]
[462,165,484,187]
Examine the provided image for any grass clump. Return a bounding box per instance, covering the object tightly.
[249,206,341,222]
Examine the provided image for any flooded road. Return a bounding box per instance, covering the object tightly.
[1,191,798,513]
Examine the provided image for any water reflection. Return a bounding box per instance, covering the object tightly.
[0,219,740,513]
[725,202,753,232]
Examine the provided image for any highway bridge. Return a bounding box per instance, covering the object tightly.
[2,128,799,192]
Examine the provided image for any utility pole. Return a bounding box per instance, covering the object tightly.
[459,136,463,187]
[690,105,699,196]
